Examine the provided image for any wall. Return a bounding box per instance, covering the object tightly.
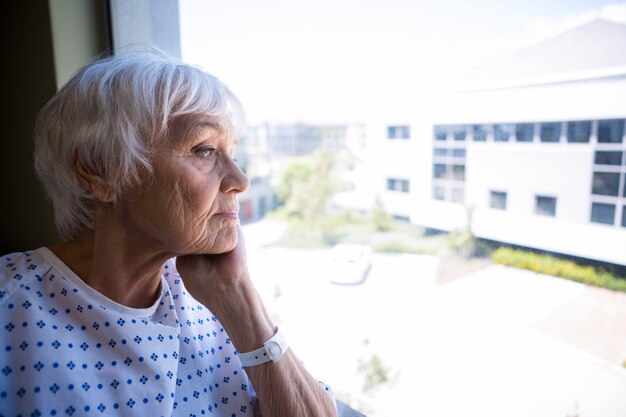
[2,1,108,254]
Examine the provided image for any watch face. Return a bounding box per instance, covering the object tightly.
[266,341,282,360]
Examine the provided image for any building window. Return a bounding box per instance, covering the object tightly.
[387,178,409,193]
[489,191,507,210]
[472,124,488,141]
[433,164,447,179]
[433,186,445,201]
[451,188,464,203]
[590,202,615,225]
[434,126,447,141]
[515,123,534,142]
[567,121,591,143]
[451,148,466,158]
[493,124,511,142]
[433,148,447,157]
[622,206,626,227]
[598,119,624,143]
[535,195,557,217]
[388,125,410,140]
[540,122,561,143]
[594,151,623,166]
[591,172,620,196]
[452,165,465,181]
[451,125,466,141]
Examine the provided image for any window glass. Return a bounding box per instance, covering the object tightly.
[591,172,620,196]
[515,123,534,142]
[452,164,465,181]
[433,148,448,157]
[622,206,626,227]
[567,121,591,143]
[401,179,410,193]
[452,125,466,141]
[386,178,395,190]
[451,188,464,203]
[433,186,445,201]
[472,124,488,141]
[451,148,466,158]
[388,125,410,140]
[434,126,447,141]
[489,191,507,210]
[598,119,624,143]
[535,195,557,216]
[594,151,623,166]
[433,164,447,179]
[590,202,615,225]
[540,122,561,143]
[493,124,510,142]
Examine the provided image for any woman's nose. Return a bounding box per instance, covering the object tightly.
[221,158,250,194]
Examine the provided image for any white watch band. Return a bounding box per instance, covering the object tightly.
[238,327,289,368]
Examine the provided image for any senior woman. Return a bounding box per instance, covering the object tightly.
[0,49,337,417]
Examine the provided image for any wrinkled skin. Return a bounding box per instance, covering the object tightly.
[117,115,250,257]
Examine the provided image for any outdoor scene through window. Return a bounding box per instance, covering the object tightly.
[177,1,626,415]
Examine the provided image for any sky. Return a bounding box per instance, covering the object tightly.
[179,0,626,124]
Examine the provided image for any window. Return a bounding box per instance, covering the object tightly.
[472,124,488,141]
[540,122,561,143]
[489,191,507,210]
[623,206,626,228]
[591,172,620,196]
[535,195,557,217]
[493,124,511,142]
[387,178,409,193]
[451,188,464,203]
[567,121,591,143]
[590,202,615,225]
[452,165,465,181]
[433,148,447,157]
[433,164,447,179]
[598,119,624,143]
[594,151,623,166]
[433,186,445,201]
[515,123,534,142]
[388,125,410,140]
[451,148,466,158]
[434,126,447,141]
[451,125,466,141]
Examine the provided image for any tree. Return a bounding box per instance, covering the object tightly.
[277,151,337,222]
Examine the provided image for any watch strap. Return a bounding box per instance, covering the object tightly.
[238,327,289,368]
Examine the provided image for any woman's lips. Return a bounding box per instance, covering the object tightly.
[216,211,239,219]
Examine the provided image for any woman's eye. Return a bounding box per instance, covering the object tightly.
[196,147,216,159]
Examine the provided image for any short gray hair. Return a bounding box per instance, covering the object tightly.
[34,46,245,241]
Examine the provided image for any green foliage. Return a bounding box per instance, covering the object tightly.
[491,248,626,293]
[357,355,390,394]
[276,151,338,223]
[447,228,476,258]
[275,162,312,205]
[370,198,392,232]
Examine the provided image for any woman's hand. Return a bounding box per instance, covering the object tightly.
[175,225,250,298]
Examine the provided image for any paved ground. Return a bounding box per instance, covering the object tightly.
[241,221,626,417]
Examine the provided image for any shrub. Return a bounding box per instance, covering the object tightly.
[491,248,626,293]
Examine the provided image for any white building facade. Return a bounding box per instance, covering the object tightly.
[370,19,626,266]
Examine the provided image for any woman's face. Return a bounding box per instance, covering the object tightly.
[117,114,250,255]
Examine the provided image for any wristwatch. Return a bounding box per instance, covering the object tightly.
[238,327,289,368]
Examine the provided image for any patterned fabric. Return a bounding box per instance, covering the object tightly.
[0,248,262,417]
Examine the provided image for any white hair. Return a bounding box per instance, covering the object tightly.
[34,46,245,241]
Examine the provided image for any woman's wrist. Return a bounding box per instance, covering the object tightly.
[200,276,276,352]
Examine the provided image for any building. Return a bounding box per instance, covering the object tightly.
[369,19,626,266]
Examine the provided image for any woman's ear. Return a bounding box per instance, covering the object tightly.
[71,152,117,204]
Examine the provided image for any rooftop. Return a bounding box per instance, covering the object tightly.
[455,18,626,91]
